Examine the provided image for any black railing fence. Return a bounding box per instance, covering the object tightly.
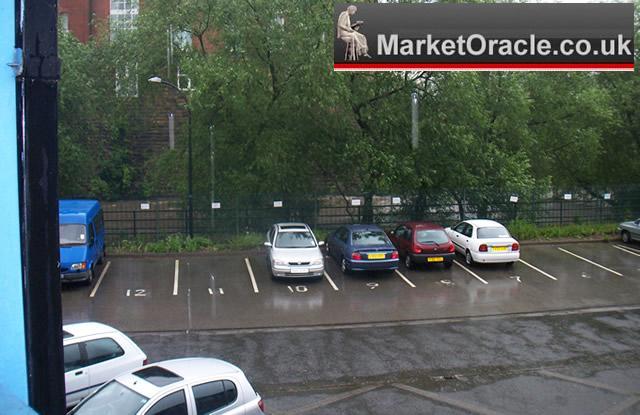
[100,187,640,243]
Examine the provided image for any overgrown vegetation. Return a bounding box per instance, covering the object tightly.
[111,233,265,254]
[507,221,619,241]
[110,223,620,254]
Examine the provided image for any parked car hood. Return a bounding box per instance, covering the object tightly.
[272,247,323,262]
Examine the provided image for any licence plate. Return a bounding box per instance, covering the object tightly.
[492,246,508,252]
[368,253,386,260]
[291,268,309,274]
[427,257,444,262]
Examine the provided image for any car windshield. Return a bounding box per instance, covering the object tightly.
[352,231,389,246]
[69,380,149,415]
[416,230,449,244]
[60,224,87,246]
[477,227,511,239]
[275,231,317,248]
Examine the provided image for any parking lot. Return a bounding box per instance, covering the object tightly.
[62,241,640,332]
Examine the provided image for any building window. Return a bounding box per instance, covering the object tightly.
[59,13,69,32]
[110,0,139,36]
[115,63,139,98]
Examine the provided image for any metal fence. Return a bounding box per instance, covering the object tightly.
[100,187,640,243]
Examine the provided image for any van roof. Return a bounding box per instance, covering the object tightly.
[59,199,100,214]
[59,200,100,224]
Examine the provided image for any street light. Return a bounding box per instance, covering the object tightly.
[411,91,419,150]
[148,75,193,238]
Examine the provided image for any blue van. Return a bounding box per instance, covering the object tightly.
[59,200,106,283]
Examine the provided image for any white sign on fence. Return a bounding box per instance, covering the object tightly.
[273,200,283,208]
[509,196,519,203]
[351,198,362,206]
[140,203,150,210]
[211,202,221,209]
[603,193,611,200]
[392,197,402,205]
[563,194,572,200]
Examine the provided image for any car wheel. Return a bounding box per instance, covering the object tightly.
[622,231,631,244]
[341,258,349,274]
[85,268,94,285]
[505,261,515,268]
[404,254,413,269]
[444,261,453,269]
[465,250,474,266]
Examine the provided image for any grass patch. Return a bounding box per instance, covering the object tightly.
[508,220,619,241]
[110,223,619,254]
[111,233,265,254]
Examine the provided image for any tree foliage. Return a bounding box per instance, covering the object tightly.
[58,0,640,205]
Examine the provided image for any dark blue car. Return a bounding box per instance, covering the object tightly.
[326,224,399,273]
[59,200,105,284]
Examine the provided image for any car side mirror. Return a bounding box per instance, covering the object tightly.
[635,220,640,225]
[263,242,272,247]
[318,241,325,246]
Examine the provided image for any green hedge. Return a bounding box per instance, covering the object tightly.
[111,222,620,254]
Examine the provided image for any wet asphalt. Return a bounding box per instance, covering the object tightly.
[61,241,640,414]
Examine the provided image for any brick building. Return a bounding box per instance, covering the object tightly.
[58,0,111,42]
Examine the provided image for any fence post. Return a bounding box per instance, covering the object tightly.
[133,210,137,238]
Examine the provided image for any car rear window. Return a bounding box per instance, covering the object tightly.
[85,338,125,366]
[352,231,389,246]
[275,231,317,248]
[477,227,511,239]
[69,380,148,415]
[416,230,449,244]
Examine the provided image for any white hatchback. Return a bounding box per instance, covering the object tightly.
[445,219,520,265]
[64,322,147,408]
[68,358,265,415]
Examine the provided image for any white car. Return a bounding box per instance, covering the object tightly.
[68,358,266,415]
[264,223,324,278]
[64,322,147,408]
[445,219,520,266]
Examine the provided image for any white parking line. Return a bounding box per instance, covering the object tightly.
[89,261,111,298]
[557,248,623,277]
[244,258,259,293]
[614,245,640,258]
[394,270,416,288]
[616,244,640,254]
[453,260,489,285]
[173,260,180,295]
[324,271,339,291]
[518,259,558,281]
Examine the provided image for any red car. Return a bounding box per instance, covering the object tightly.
[388,222,455,269]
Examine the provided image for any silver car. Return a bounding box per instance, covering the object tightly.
[619,218,640,244]
[265,223,324,278]
[68,358,265,415]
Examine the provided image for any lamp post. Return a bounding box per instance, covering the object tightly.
[411,90,419,150]
[148,76,193,238]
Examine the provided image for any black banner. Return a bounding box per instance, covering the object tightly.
[334,3,634,71]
